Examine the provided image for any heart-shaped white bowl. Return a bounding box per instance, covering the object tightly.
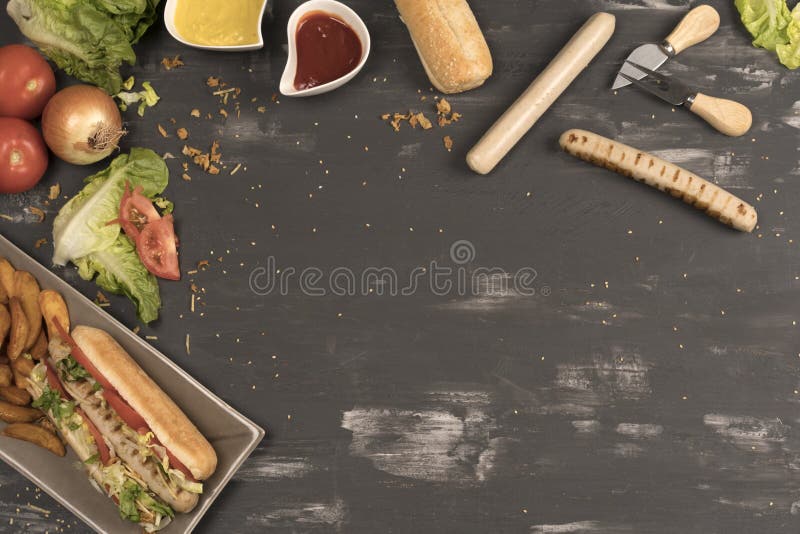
[279,0,370,97]
[163,0,268,51]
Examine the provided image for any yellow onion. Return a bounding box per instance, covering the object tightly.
[42,85,126,165]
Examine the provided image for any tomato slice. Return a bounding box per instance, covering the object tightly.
[119,181,160,239]
[137,428,197,481]
[44,361,70,399]
[135,214,180,280]
[78,407,112,466]
[53,319,116,392]
[43,360,111,466]
[102,389,148,430]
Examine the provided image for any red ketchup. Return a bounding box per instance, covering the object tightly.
[293,11,362,90]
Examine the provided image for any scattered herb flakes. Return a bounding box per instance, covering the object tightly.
[208,165,220,175]
[190,108,201,118]
[27,207,45,222]
[0,214,12,221]
[96,291,109,304]
[230,163,242,175]
[206,76,221,88]
[161,55,184,70]
[48,184,60,200]
[443,136,454,152]
[181,173,192,182]
[436,98,451,115]
[157,124,168,137]
[34,238,47,248]
[185,334,190,355]
[132,326,140,335]
[190,283,199,293]
[177,127,189,140]
[257,105,266,113]
[197,260,210,270]
[219,109,228,118]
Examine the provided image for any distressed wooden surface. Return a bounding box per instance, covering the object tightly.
[1,0,800,532]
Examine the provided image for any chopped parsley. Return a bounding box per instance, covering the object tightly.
[118,480,142,522]
[58,356,92,382]
[32,387,75,422]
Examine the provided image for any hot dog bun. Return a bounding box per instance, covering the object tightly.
[395,0,492,94]
[71,325,217,480]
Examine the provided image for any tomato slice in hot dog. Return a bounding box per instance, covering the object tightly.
[53,319,115,392]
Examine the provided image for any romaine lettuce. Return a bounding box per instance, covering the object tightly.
[53,148,168,265]
[74,235,162,324]
[735,0,800,68]
[6,0,160,94]
[53,148,167,323]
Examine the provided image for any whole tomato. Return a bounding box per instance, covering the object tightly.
[0,117,48,193]
[0,45,56,119]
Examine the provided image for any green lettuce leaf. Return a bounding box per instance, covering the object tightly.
[52,148,168,266]
[74,235,161,324]
[777,5,800,68]
[5,0,160,93]
[735,0,792,50]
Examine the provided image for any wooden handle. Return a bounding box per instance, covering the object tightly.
[466,13,615,175]
[689,93,752,137]
[559,129,757,232]
[664,5,720,54]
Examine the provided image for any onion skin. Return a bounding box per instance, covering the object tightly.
[41,85,126,165]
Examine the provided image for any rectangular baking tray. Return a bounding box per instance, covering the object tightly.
[0,233,265,533]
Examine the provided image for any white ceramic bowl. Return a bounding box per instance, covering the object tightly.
[279,0,370,97]
[163,0,268,51]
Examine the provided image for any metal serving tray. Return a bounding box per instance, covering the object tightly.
[0,233,264,533]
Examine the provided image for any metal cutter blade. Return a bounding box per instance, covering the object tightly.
[612,43,669,90]
[620,60,693,107]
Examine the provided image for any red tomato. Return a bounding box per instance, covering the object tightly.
[78,407,112,465]
[0,45,56,119]
[44,361,70,399]
[138,428,196,480]
[102,389,148,430]
[0,117,47,193]
[53,319,116,392]
[136,214,180,280]
[119,181,160,239]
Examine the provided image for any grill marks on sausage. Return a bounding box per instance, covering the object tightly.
[560,133,756,229]
[65,378,193,506]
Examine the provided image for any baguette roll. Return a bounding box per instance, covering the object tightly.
[71,326,217,480]
[395,0,492,94]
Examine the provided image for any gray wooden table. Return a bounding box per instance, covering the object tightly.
[1,0,799,532]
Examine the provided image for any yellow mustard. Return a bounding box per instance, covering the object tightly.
[173,0,262,46]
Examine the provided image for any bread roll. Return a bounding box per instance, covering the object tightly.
[395,0,492,94]
[71,325,217,480]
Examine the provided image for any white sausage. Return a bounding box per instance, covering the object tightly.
[466,12,615,175]
[559,129,758,232]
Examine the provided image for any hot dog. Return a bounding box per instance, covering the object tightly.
[25,324,217,531]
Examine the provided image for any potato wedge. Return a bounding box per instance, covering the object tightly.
[2,423,65,456]
[29,330,47,361]
[38,418,60,438]
[38,290,69,343]
[0,281,7,305]
[0,259,14,299]
[0,304,9,349]
[11,355,34,378]
[0,385,31,406]
[14,272,41,350]
[7,297,29,360]
[0,400,41,423]
[0,365,11,387]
